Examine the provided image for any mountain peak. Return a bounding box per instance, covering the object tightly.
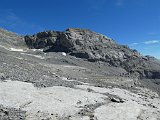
[24,28,160,79]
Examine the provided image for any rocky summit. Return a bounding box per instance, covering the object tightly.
[0,28,160,120]
[25,28,160,79]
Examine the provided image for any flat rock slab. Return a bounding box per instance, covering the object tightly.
[0,80,106,119]
[0,80,160,120]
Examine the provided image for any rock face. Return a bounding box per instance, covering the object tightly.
[24,28,160,79]
[25,31,59,49]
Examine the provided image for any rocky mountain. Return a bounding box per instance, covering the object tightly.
[0,28,160,120]
[25,28,160,79]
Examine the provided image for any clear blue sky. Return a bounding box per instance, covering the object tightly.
[0,0,160,59]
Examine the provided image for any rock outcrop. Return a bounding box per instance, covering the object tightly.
[24,28,160,79]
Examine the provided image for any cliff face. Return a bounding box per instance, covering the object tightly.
[24,28,160,79]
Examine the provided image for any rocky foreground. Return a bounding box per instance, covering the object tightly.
[0,28,160,120]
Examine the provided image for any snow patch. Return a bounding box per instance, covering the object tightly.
[10,48,25,52]
[0,45,26,52]
[29,49,43,52]
[62,52,67,56]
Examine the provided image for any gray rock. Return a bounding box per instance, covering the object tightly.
[0,105,26,120]
[0,73,6,81]
[24,28,160,79]
[24,31,59,49]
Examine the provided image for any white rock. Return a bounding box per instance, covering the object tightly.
[94,101,143,120]
[0,81,160,119]
[0,80,106,119]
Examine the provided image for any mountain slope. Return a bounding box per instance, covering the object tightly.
[0,28,160,120]
[25,28,160,79]
[0,28,26,49]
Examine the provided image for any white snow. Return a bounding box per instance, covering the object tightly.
[62,52,67,56]
[30,49,43,52]
[0,45,26,52]
[10,48,25,52]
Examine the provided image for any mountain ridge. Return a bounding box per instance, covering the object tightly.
[24,28,160,79]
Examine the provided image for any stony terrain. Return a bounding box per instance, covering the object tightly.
[0,28,160,120]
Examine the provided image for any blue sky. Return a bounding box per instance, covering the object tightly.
[0,0,160,59]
